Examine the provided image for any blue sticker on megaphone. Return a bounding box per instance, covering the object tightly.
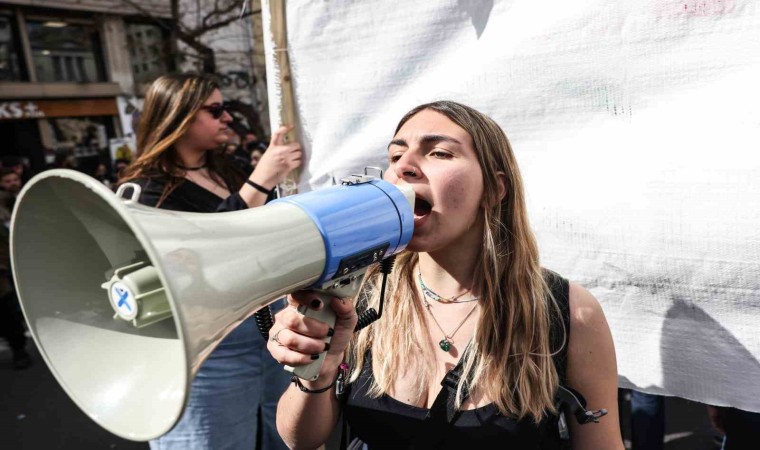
[111,282,138,320]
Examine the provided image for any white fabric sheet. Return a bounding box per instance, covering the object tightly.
[263,0,760,412]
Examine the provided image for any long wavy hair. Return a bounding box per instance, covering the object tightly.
[119,73,245,205]
[349,101,564,422]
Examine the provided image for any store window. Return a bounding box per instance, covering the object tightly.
[0,15,24,81]
[126,22,169,85]
[26,20,106,83]
[39,115,117,177]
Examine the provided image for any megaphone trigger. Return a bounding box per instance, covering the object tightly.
[285,268,370,381]
[285,291,338,381]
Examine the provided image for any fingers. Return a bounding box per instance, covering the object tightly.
[267,331,325,366]
[271,327,329,355]
[289,291,356,323]
[266,141,302,166]
[250,139,302,187]
[289,290,322,307]
[330,296,358,320]
[268,308,333,367]
[268,141,300,153]
[270,124,295,146]
[277,305,333,338]
[282,141,301,152]
[269,292,357,367]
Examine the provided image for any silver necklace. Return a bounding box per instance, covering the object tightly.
[422,297,479,352]
[418,271,479,303]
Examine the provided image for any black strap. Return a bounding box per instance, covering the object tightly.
[409,344,473,449]
[429,353,469,423]
[556,385,608,425]
[545,269,571,384]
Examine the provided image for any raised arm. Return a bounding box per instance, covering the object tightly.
[238,125,302,208]
[566,283,625,450]
[267,292,358,450]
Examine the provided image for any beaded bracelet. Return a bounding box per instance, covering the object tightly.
[245,179,274,195]
[291,363,348,395]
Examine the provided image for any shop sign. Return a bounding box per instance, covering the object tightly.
[0,101,45,119]
[0,99,118,120]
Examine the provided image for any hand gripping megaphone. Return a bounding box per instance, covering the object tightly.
[10,169,414,441]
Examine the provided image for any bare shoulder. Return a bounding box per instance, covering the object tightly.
[565,282,624,449]
[566,282,614,368]
[568,282,607,330]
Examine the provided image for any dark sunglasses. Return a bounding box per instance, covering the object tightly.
[200,103,228,119]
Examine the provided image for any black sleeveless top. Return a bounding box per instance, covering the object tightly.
[343,271,571,449]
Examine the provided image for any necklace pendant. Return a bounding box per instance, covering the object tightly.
[439,339,452,352]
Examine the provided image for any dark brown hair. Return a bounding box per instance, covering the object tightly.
[119,73,245,206]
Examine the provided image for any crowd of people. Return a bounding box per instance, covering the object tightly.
[1,72,757,450]
[0,159,32,371]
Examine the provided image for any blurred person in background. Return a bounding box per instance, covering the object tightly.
[0,167,31,369]
[1,156,31,184]
[114,158,130,179]
[246,133,269,171]
[0,168,23,210]
[119,73,302,450]
[708,405,760,450]
[92,162,116,189]
[250,146,265,170]
[630,391,665,450]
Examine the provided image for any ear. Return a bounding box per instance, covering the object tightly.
[481,171,508,208]
[495,171,508,202]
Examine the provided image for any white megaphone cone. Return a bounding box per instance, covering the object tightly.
[10,169,414,441]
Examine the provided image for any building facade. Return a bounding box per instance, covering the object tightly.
[0,0,172,175]
[176,0,270,138]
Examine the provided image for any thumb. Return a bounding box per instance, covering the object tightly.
[270,124,295,146]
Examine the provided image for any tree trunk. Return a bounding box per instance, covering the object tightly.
[199,46,216,74]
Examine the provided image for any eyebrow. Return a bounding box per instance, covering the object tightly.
[387,134,462,149]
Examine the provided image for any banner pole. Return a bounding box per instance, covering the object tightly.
[267,0,300,196]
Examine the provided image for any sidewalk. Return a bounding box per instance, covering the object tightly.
[0,341,147,450]
[2,340,721,450]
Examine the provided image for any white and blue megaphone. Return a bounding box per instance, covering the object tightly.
[10,169,414,441]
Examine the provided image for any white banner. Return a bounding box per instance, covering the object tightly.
[263,0,760,412]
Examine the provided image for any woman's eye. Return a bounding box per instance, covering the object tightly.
[430,150,452,159]
[389,154,402,163]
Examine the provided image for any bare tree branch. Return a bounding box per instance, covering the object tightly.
[201,0,222,29]
[121,0,173,33]
[198,0,244,30]
[191,9,261,37]
[120,0,260,73]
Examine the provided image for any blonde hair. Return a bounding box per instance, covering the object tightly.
[120,73,244,205]
[349,101,564,422]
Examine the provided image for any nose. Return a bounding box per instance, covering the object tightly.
[220,110,233,123]
[391,152,421,181]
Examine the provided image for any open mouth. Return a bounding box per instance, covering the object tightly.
[414,197,432,217]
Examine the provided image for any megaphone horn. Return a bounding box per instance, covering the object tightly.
[10,169,414,441]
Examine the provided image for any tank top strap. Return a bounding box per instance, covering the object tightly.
[544,269,571,385]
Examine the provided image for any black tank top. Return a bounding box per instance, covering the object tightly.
[343,270,571,449]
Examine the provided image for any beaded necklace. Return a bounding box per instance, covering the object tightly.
[417,271,480,304]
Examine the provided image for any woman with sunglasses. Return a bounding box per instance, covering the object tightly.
[267,101,624,449]
[120,73,300,450]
